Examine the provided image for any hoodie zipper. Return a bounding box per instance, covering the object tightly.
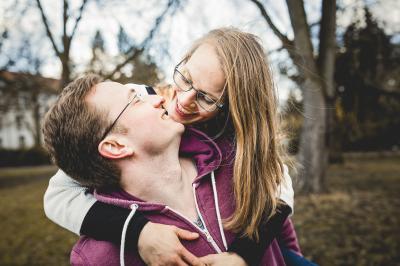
[165,186,223,254]
[165,205,222,253]
[192,183,223,252]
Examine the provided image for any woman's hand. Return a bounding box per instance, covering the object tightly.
[200,252,247,266]
[138,222,204,266]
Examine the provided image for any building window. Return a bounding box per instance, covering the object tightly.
[16,115,23,129]
[19,136,25,149]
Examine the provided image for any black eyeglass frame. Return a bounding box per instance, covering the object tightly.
[100,90,139,141]
[173,60,225,112]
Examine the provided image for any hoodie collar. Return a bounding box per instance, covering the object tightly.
[179,126,222,179]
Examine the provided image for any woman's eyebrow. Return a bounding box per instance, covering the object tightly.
[182,67,219,100]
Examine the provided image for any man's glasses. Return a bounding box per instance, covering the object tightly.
[100,89,141,140]
[173,61,224,112]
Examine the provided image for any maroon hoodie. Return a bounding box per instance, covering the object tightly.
[70,127,300,265]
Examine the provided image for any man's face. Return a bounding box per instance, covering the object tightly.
[87,81,184,154]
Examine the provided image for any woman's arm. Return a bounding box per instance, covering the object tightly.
[228,204,292,266]
[43,169,97,234]
[44,170,203,264]
[278,218,302,255]
[44,170,149,244]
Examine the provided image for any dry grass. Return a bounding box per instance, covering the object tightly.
[294,157,400,266]
[0,166,77,266]
[0,157,399,265]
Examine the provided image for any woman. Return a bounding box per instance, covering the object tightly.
[44,27,301,265]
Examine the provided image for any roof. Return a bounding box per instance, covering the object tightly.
[0,71,60,95]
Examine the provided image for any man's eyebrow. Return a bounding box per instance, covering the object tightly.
[182,67,219,100]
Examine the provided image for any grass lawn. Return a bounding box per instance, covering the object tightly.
[0,157,399,265]
[0,166,77,266]
[294,157,400,265]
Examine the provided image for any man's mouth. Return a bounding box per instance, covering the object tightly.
[161,104,168,115]
[161,110,169,120]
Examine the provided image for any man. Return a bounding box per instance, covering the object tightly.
[42,75,251,265]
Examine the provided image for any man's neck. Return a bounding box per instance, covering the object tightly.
[119,146,198,220]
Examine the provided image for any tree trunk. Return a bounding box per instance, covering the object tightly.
[318,0,339,165]
[297,79,328,192]
[32,90,41,147]
[60,53,71,88]
[286,0,329,193]
[250,0,337,192]
[61,61,70,88]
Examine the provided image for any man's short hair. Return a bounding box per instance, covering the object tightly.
[42,74,120,189]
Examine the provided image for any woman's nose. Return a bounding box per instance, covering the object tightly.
[177,89,197,110]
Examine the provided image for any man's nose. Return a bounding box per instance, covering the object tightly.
[177,89,197,110]
[146,95,165,108]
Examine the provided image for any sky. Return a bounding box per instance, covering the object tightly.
[1,0,399,102]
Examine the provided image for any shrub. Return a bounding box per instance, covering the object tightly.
[0,146,51,167]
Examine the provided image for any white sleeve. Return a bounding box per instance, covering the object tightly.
[43,169,97,235]
[276,164,294,214]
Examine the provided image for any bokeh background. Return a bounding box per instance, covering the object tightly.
[0,0,399,265]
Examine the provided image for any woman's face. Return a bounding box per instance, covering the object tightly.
[167,43,226,125]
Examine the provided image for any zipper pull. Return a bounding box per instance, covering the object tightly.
[204,230,213,243]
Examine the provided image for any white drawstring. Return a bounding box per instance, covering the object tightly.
[210,171,228,251]
[120,204,139,266]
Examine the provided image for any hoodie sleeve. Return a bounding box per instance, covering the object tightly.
[277,218,302,255]
[228,204,292,266]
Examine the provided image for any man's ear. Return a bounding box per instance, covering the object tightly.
[98,137,134,159]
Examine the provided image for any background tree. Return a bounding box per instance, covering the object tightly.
[35,0,182,89]
[335,8,400,151]
[35,0,89,88]
[281,91,303,155]
[104,0,183,80]
[86,30,107,75]
[112,26,160,85]
[249,0,337,192]
[85,27,161,86]
[0,36,54,147]
[117,25,134,55]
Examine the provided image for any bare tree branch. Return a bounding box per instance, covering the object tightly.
[285,0,319,79]
[63,0,68,40]
[70,0,89,39]
[249,0,293,47]
[267,46,286,56]
[35,0,61,57]
[318,0,336,99]
[105,0,181,79]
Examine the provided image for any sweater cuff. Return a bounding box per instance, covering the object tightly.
[80,201,149,249]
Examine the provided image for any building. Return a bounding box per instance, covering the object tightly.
[0,71,59,149]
